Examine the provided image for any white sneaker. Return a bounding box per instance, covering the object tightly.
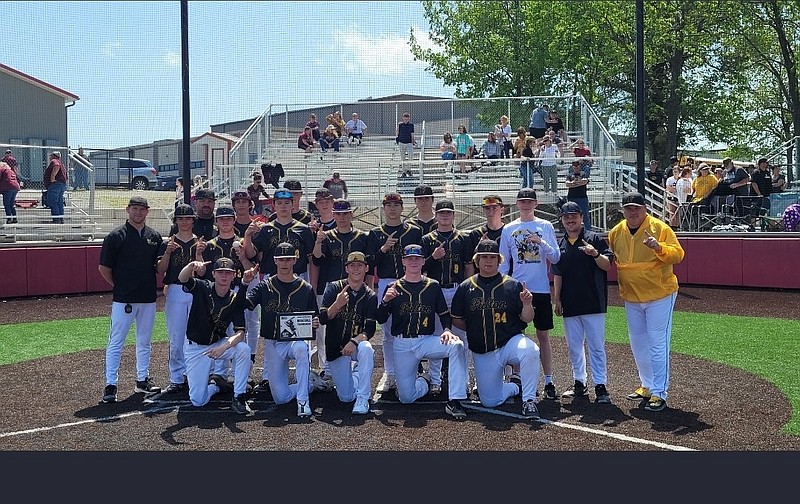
[297,400,312,417]
[310,370,333,392]
[352,397,370,414]
[376,373,396,393]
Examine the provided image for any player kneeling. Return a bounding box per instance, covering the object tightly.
[318,252,377,414]
[376,244,468,420]
[178,258,254,415]
[451,239,541,419]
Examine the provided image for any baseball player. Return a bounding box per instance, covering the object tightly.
[98,196,163,403]
[468,194,506,249]
[318,251,378,414]
[231,191,262,365]
[551,201,613,403]
[170,188,217,240]
[375,244,468,420]
[367,193,423,394]
[267,179,314,224]
[177,257,254,415]
[311,198,370,383]
[451,239,541,419]
[407,184,438,235]
[242,242,327,417]
[498,188,561,399]
[421,199,474,395]
[608,192,684,412]
[156,203,199,393]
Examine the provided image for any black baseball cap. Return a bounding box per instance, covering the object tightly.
[559,201,583,215]
[472,238,503,263]
[214,204,236,218]
[621,192,646,207]
[413,184,434,198]
[231,191,250,202]
[435,200,455,212]
[283,179,303,191]
[345,251,368,265]
[315,187,333,200]
[274,242,298,259]
[332,199,355,213]
[173,203,196,219]
[669,156,679,163]
[213,257,236,272]
[195,188,216,201]
[402,244,424,258]
[128,196,149,208]
[517,188,538,200]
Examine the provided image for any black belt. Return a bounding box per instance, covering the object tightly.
[398,334,436,338]
[441,283,457,289]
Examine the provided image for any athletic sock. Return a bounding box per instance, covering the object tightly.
[545,375,553,385]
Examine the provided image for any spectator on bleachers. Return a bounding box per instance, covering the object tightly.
[771,165,786,193]
[480,131,503,161]
[512,126,527,158]
[536,135,561,195]
[749,157,772,220]
[305,114,321,141]
[319,125,340,153]
[782,201,800,231]
[298,126,315,153]
[528,102,548,139]
[720,158,750,216]
[345,113,367,146]
[395,112,417,162]
[545,128,564,150]
[326,111,346,137]
[455,124,475,175]
[565,160,591,230]
[570,138,593,174]
[545,109,568,143]
[323,172,348,200]
[440,132,457,160]
[690,163,718,204]
[675,167,694,229]
[246,171,270,216]
[665,165,681,228]
[495,115,513,159]
[519,137,536,189]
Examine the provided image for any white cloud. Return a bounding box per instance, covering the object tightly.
[163,51,181,67]
[101,41,123,58]
[332,25,437,75]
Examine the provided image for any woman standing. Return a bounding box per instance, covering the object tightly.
[0,161,21,224]
[495,115,513,159]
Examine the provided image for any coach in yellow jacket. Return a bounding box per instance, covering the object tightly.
[608,192,685,412]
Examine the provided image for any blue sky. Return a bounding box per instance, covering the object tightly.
[3,1,455,149]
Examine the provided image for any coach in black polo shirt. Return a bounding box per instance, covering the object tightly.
[98,196,163,403]
[170,188,217,240]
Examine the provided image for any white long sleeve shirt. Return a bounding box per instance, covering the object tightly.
[498,217,560,294]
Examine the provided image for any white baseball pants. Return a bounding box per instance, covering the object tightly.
[263,339,313,405]
[473,334,540,406]
[184,338,251,407]
[164,283,192,384]
[105,301,156,385]
[563,313,608,386]
[430,285,468,386]
[328,341,375,403]
[393,334,467,403]
[624,292,677,401]
[377,277,398,377]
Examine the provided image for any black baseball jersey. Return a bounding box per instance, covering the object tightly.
[157,235,199,285]
[171,217,217,240]
[312,228,370,292]
[468,224,505,253]
[268,208,314,224]
[450,273,527,354]
[550,229,611,317]
[233,220,251,237]
[421,228,472,287]
[319,280,378,362]
[251,220,314,275]
[375,277,451,336]
[367,222,423,279]
[99,221,162,303]
[245,275,319,340]
[201,235,246,288]
[407,216,437,236]
[183,277,247,345]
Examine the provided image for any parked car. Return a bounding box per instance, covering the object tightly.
[89,157,158,190]
[156,174,179,191]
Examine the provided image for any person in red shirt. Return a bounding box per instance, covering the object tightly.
[44,151,68,224]
[0,160,21,224]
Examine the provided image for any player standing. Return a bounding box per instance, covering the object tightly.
[156,204,199,394]
[375,244,468,420]
[367,193,423,394]
[551,202,613,403]
[498,188,561,399]
[318,251,378,414]
[98,196,163,403]
[407,184,438,235]
[451,239,541,418]
[468,194,506,249]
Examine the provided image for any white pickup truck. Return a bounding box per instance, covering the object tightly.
[90,157,159,190]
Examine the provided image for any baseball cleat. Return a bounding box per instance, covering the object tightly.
[445,400,467,420]
[297,400,312,417]
[595,384,611,404]
[232,394,252,415]
[626,386,651,401]
[522,399,540,419]
[508,374,522,396]
[352,397,370,415]
[164,382,187,394]
[209,374,233,395]
[644,396,666,412]
[310,370,333,392]
[561,380,588,398]
[252,379,271,394]
[376,373,396,393]
[543,382,558,400]
[134,377,161,394]
[102,384,118,403]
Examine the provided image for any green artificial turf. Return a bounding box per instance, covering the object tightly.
[1,308,798,434]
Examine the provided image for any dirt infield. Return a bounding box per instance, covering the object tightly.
[1,285,799,451]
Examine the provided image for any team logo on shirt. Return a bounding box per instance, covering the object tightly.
[469,298,508,311]
[510,229,542,263]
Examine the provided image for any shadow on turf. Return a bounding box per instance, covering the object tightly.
[558,395,633,427]
[627,401,713,435]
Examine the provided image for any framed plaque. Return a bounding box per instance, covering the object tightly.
[277,311,315,341]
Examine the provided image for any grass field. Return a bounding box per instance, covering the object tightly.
[1,308,798,434]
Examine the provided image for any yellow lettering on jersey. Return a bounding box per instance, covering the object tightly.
[493,312,507,324]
